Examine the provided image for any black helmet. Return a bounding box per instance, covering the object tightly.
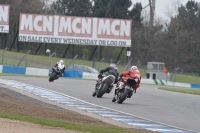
[110,63,118,70]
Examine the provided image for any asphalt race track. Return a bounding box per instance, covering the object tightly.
[1,76,200,132]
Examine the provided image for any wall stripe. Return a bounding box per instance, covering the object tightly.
[153,79,158,85]
[159,80,165,85]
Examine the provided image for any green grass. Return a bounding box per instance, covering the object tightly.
[170,74,200,84]
[1,50,126,71]
[0,113,133,133]
[158,87,200,95]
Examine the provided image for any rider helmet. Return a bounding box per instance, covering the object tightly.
[130,65,138,71]
[110,63,118,71]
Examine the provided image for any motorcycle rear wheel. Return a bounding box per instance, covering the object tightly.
[117,88,130,104]
[97,84,108,98]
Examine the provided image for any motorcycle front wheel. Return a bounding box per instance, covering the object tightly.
[117,88,130,104]
[49,72,57,82]
[97,84,108,98]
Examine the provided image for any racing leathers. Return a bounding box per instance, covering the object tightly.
[99,66,119,84]
[119,69,141,90]
[50,62,66,78]
[93,66,119,96]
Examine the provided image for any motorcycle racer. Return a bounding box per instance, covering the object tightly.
[93,63,119,96]
[50,60,66,79]
[113,65,141,101]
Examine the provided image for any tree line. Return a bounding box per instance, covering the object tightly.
[0,0,200,73]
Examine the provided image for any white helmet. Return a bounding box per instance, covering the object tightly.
[59,60,64,64]
[110,63,118,70]
[130,65,138,71]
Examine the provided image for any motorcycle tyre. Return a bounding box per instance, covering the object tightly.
[49,72,57,82]
[117,88,130,104]
[112,97,116,102]
[97,84,108,98]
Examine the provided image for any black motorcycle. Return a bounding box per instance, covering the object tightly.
[49,67,62,82]
[112,77,137,104]
[92,74,115,98]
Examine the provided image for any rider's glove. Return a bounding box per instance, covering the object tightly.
[98,73,103,78]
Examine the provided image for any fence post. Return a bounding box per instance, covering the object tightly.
[123,58,132,71]
[50,52,55,70]
[66,55,78,68]
[2,47,7,65]
[17,50,31,66]
[98,58,104,72]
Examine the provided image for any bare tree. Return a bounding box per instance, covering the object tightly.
[164,0,181,20]
[149,0,155,27]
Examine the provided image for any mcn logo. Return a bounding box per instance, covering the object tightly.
[0,5,10,25]
[58,16,92,37]
[19,14,54,35]
[97,19,131,39]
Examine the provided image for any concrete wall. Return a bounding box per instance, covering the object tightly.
[26,67,49,76]
[0,65,3,73]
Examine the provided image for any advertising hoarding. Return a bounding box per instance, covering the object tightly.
[0,5,10,33]
[19,14,132,47]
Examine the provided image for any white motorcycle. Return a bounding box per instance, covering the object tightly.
[49,65,64,82]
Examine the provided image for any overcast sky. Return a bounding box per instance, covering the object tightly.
[49,0,199,22]
[131,0,196,21]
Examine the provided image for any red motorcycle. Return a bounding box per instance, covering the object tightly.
[112,75,140,104]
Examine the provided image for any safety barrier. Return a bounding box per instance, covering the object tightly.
[190,84,200,89]
[0,65,200,89]
[2,65,26,74]
[63,70,82,78]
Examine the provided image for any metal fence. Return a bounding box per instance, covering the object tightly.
[0,49,131,72]
[1,49,200,84]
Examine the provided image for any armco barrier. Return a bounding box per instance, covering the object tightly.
[141,78,155,84]
[82,72,98,80]
[0,65,3,73]
[63,70,82,78]
[26,67,49,76]
[2,65,26,74]
[190,84,200,89]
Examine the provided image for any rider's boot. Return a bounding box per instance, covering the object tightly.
[93,80,99,97]
[112,89,118,102]
[127,91,133,98]
[92,91,96,97]
[107,85,113,93]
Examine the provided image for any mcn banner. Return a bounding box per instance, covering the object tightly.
[0,5,10,33]
[18,14,132,47]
